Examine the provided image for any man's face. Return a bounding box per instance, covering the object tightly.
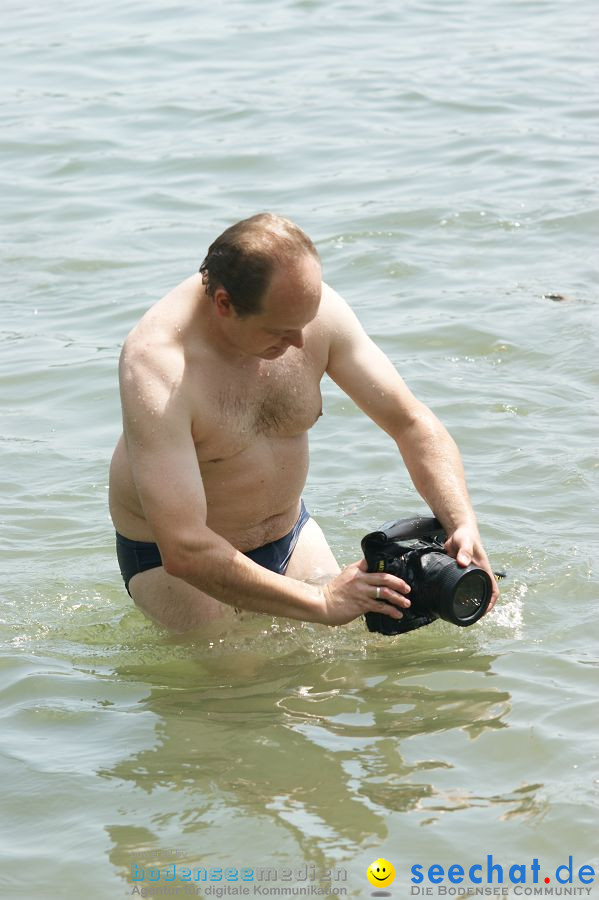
[226,255,322,360]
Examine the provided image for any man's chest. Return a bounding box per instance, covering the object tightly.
[193,350,324,459]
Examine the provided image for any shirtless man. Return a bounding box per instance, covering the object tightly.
[109,213,498,632]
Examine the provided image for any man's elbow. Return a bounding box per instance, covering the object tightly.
[394,406,443,446]
[160,534,215,581]
[162,551,192,580]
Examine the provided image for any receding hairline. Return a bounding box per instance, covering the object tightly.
[218,212,320,264]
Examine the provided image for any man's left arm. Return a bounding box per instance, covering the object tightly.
[323,285,499,610]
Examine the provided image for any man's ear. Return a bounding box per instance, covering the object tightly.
[213,286,234,318]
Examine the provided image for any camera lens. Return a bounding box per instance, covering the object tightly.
[452,571,488,620]
[419,553,492,626]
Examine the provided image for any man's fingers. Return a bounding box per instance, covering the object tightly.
[445,536,474,568]
[371,584,411,608]
[366,572,411,596]
[365,571,411,591]
[350,560,411,612]
[372,600,404,620]
[485,576,500,613]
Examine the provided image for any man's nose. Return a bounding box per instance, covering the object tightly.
[287,330,304,349]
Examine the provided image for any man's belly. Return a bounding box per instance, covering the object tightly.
[109,433,310,550]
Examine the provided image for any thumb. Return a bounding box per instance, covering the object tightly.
[356,557,368,571]
[456,547,472,567]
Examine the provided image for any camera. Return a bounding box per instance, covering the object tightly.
[361,515,493,636]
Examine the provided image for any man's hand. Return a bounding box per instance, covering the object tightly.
[319,559,412,626]
[443,524,499,612]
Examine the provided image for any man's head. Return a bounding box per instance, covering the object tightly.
[199,212,320,317]
[199,213,323,359]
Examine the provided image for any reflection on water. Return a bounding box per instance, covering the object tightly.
[94,618,518,884]
[1,554,595,894]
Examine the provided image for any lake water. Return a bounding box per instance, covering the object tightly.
[1,1,597,897]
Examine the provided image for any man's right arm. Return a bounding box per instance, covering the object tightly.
[119,341,411,626]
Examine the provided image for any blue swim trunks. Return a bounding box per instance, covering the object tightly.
[115,500,311,597]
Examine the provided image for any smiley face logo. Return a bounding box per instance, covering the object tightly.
[367,858,395,888]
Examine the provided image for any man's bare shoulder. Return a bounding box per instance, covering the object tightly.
[312,281,357,348]
[120,322,184,395]
[119,313,190,428]
[319,281,354,319]
[120,275,201,388]
[316,281,368,357]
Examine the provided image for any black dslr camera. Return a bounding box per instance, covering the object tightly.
[361,515,493,636]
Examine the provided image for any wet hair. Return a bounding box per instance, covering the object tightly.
[199,212,320,317]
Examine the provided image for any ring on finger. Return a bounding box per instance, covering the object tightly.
[375,586,381,600]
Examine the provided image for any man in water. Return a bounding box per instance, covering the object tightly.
[109,213,498,632]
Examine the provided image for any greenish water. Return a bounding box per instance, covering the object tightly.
[1,1,597,898]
